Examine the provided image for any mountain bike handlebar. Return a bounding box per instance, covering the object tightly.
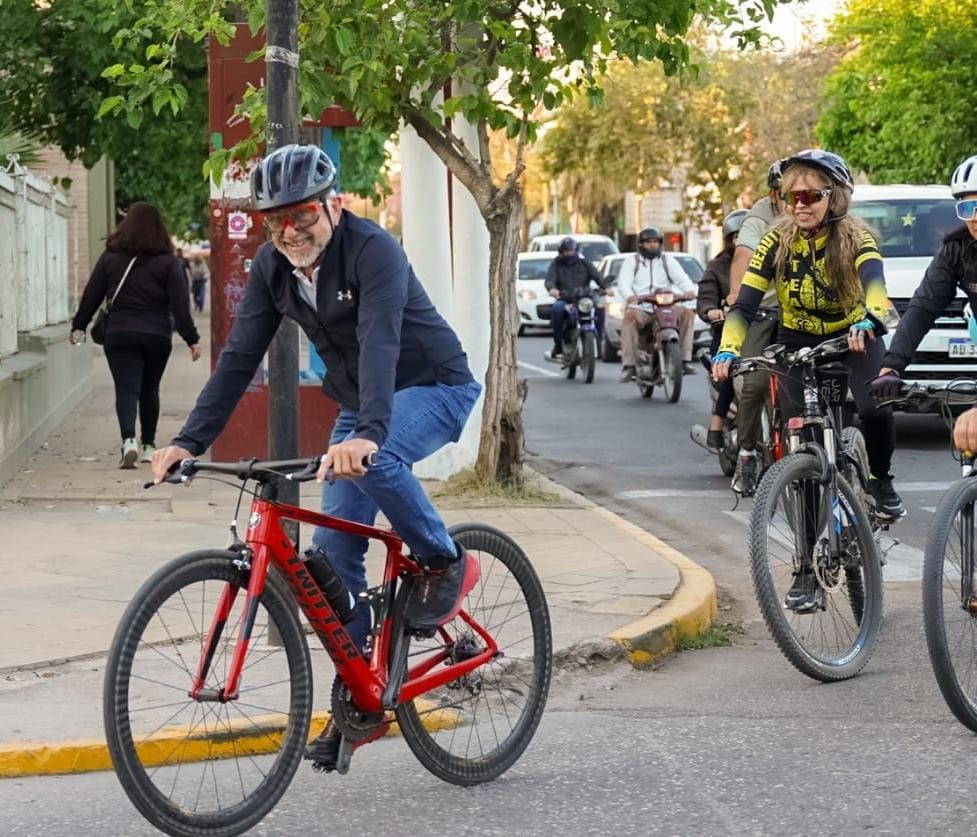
[733,335,851,377]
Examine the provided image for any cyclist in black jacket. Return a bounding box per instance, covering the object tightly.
[870,155,977,452]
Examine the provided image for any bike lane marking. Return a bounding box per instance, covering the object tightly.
[517,360,561,378]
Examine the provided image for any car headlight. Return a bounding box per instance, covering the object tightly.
[577,296,594,314]
[607,301,625,319]
[518,289,537,301]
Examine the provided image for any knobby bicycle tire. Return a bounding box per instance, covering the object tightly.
[395,524,552,785]
[103,550,313,837]
[923,477,977,732]
[749,454,883,681]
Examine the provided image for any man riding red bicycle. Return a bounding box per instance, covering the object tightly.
[151,144,483,770]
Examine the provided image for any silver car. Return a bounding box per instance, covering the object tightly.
[597,251,708,362]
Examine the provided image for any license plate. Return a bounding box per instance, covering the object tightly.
[948,338,977,357]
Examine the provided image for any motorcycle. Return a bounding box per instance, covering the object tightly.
[634,290,684,403]
[546,287,599,383]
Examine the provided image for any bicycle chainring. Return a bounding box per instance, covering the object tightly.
[330,677,386,741]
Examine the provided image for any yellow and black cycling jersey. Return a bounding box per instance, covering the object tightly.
[719,226,889,356]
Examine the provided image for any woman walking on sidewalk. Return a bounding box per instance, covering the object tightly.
[70,202,202,468]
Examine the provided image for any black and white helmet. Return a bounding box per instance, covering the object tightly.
[251,144,338,211]
[950,155,977,198]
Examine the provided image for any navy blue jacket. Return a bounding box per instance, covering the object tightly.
[172,211,472,454]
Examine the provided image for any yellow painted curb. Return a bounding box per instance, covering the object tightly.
[592,506,718,668]
[0,701,461,778]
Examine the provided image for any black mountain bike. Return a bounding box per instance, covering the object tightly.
[884,380,977,729]
[743,336,883,681]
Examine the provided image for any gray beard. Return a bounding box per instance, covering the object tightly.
[278,230,329,268]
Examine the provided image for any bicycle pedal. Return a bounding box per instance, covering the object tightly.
[406,624,438,639]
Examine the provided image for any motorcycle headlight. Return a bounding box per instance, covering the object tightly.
[654,292,674,306]
[518,289,537,301]
[577,296,594,314]
[607,301,625,319]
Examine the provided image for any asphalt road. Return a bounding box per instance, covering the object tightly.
[0,335,972,836]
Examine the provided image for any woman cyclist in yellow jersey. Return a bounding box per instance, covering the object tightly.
[712,149,905,522]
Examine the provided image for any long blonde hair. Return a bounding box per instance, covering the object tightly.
[773,164,873,314]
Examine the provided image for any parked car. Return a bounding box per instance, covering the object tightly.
[596,251,708,362]
[848,184,970,409]
[526,234,619,266]
[515,252,556,334]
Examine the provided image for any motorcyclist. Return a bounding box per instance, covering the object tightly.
[544,236,611,361]
[691,209,749,451]
[617,227,698,382]
[723,161,786,495]
[869,155,977,455]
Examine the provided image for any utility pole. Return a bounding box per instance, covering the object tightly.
[265,0,300,512]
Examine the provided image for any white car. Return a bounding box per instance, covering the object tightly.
[515,252,555,334]
[596,251,709,362]
[848,184,970,408]
[526,234,619,266]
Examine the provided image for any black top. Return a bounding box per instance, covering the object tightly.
[696,249,733,323]
[172,210,473,454]
[882,225,977,372]
[544,255,607,298]
[72,250,199,345]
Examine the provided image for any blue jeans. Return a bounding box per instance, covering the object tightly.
[311,379,482,647]
[550,299,568,349]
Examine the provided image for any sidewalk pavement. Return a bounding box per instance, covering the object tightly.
[0,314,715,777]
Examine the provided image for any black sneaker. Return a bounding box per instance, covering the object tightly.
[868,476,906,520]
[404,551,479,630]
[706,429,723,451]
[784,571,819,612]
[682,361,697,375]
[305,719,342,769]
[731,451,759,496]
[619,365,637,383]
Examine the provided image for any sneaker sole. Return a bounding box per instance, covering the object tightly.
[120,450,138,469]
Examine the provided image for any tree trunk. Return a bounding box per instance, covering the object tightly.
[475,187,526,487]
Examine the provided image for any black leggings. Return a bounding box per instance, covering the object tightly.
[777,329,895,479]
[103,331,173,444]
[709,327,735,418]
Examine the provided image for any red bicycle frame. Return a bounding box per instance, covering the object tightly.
[188,492,498,715]
[769,373,783,462]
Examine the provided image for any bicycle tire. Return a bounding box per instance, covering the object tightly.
[396,524,552,785]
[582,332,596,384]
[841,426,874,520]
[103,550,313,837]
[749,454,883,681]
[923,477,977,731]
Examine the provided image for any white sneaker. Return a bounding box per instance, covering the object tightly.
[139,443,155,463]
[120,438,139,469]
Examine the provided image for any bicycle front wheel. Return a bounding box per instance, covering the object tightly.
[749,454,883,681]
[103,550,313,837]
[923,477,977,731]
[396,524,552,786]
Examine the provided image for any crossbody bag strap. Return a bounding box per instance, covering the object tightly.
[107,257,138,310]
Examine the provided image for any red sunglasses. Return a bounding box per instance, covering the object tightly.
[783,188,832,207]
[262,202,323,234]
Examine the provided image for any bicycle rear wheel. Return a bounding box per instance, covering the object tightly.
[923,477,977,731]
[396,524,552,785]
[749,454,883,681]
[103,550,312,837]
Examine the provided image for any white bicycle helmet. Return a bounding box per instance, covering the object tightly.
[950,155,977,198]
